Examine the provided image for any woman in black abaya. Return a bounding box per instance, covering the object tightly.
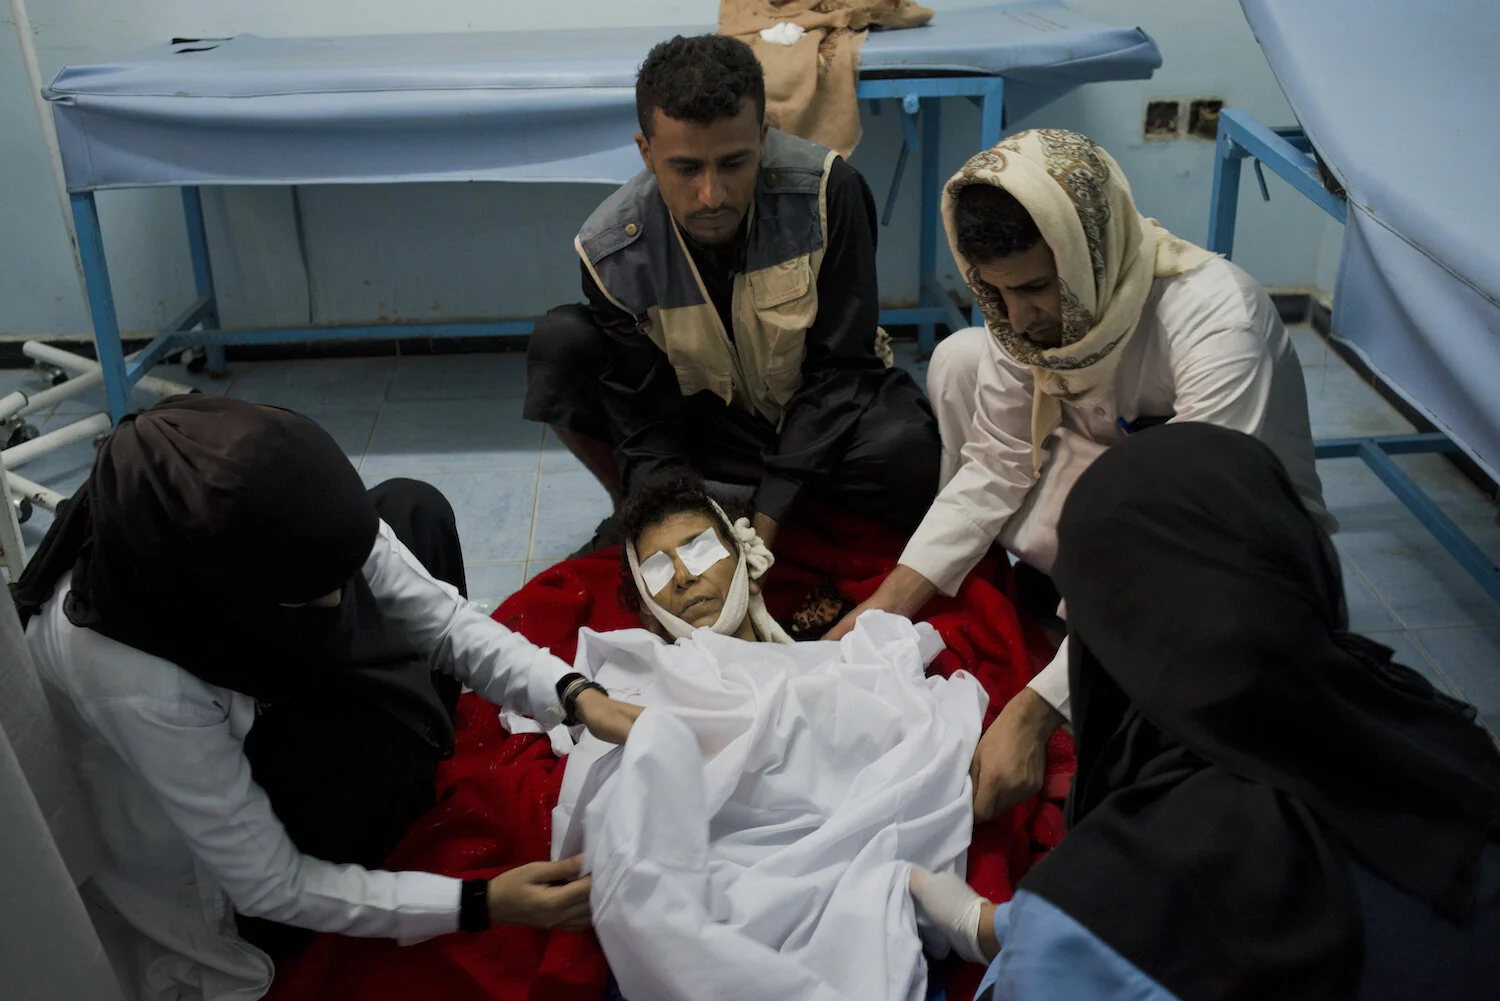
[911,422,1500,1000]
[15,396,639,1001]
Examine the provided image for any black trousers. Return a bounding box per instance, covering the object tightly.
[238,478,465,960]
[524,303,941,531]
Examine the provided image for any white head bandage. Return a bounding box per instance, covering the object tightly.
[626,500,793,644]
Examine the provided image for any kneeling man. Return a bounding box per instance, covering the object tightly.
[525,34,940,555]
[828,130,1335,819]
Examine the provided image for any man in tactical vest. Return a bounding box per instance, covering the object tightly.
[524,33,940,556]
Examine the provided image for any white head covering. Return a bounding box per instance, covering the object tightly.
[942,129,1217,473]
[625,499,794,644]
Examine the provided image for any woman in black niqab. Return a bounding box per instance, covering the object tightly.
[14,394,464,953]
[1025,421,1500,1000]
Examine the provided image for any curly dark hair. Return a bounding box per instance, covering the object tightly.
[616,469,743,614]
[636,34,766,137]
[952,182,1043,264]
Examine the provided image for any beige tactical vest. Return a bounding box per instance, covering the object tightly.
[575,129,889,427]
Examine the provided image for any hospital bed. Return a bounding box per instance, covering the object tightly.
[1208,0,1500,604]
[40,2,1161,427]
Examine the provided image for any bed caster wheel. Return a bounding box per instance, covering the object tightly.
[36,363,69,387]
[4,421,39,450]
[12,494,32,524]
[180,347,208,375]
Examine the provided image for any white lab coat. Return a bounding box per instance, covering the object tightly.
[26,520,572,1001]
[906,258,1334,719]
[553,613,985,1001]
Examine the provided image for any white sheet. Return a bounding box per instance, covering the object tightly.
[551,612,986,1001]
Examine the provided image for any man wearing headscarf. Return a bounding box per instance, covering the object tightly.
[826,130,1334,820]
[12,396,642,1001]
[908,424,1500,1000]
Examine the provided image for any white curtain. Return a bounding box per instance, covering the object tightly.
[0,592,126,1000]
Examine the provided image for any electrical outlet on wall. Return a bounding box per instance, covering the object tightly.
[1188,99,1224,140]
[1144,99,1182,140]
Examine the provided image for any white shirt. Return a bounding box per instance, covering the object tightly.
[902,258,1334,719]
[27,521,572,1001]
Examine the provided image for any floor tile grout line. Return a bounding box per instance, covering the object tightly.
[524,429,546,563]
[1405,622,1500,634]
[1400,630,1469,700]
[354,404,381,472]
[1335,533,1500,631]
[1336,544,1408,632]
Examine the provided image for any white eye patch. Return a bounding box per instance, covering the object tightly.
[637,528,734,597]
[639,551,676,596]
[677,528,731,576]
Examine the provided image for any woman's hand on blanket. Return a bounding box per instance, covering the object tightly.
[487,857,593,931]
[970,687,1065,822]
[574,688,643,744]
[824,565,938,641]
[908,867,1000,964]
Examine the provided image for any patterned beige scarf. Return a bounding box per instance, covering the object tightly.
[942,129,1216,472]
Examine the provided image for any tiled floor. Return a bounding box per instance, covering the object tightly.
[3,327,1497,730]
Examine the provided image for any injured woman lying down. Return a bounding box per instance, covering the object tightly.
[616,472,796,644]
[535,472,992,1001]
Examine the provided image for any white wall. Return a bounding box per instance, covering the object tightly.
[0,0,1335,341]
[999,0,1334,290]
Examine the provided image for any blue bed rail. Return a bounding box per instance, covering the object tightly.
[1210,108,1500,606]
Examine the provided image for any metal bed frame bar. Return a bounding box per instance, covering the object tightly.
[1210,107,1499,605]
[72,75,1007,424]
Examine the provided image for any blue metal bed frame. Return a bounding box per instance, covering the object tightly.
[70,75,1003,425]
[1209,107,1500,605]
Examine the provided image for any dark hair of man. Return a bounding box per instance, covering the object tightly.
[952,182,1044,264]
[616,469,744,613]
[635,34,767,137]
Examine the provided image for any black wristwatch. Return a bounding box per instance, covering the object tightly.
[459,878,490,933]
[556,672,609,727]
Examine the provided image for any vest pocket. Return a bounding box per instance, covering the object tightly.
[671,363,733,403]
[745,259,816,410]
[748,258,812,310]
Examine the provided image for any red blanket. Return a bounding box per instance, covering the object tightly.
[269,513,1073,1001]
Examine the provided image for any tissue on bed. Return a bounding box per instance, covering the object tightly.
[760,22,808,45]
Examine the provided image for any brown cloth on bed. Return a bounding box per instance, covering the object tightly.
[719,0,934,156]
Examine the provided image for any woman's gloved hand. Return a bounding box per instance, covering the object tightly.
[908,866,998,963]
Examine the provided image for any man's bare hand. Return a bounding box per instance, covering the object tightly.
[824,565,938,641]
[970,687,1065,822]
[752,512,779,548]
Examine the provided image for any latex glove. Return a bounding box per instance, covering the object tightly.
[909,867,988,964]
